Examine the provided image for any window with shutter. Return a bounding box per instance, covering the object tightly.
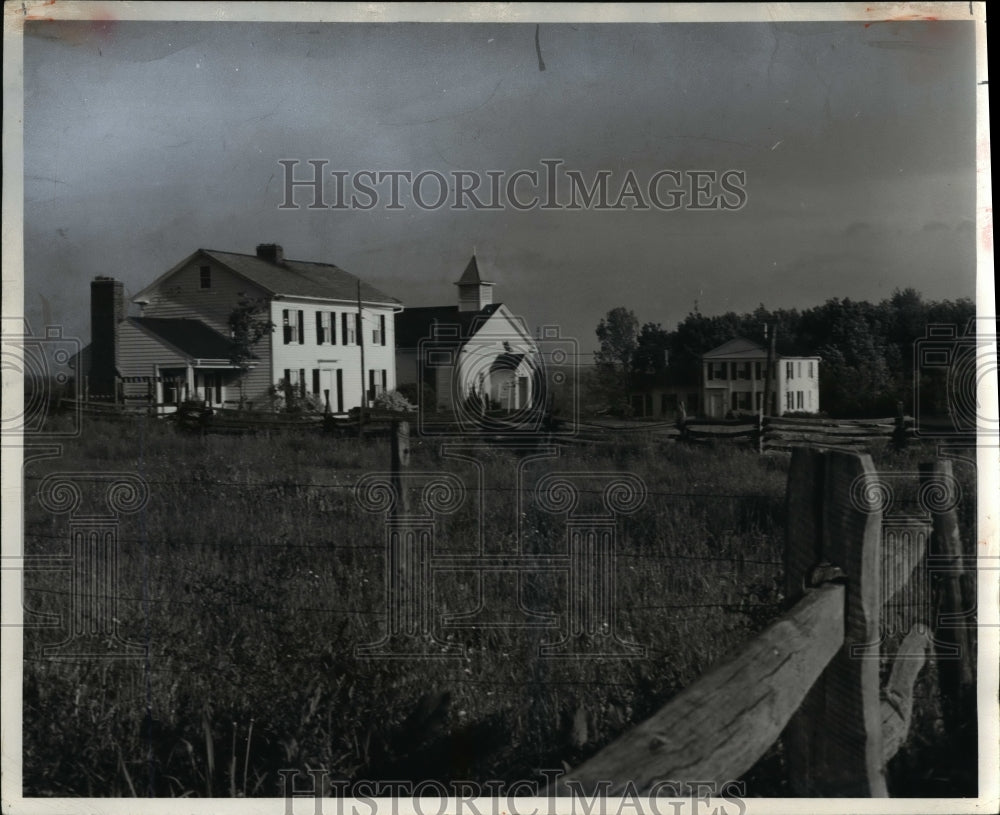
[297,311,304,345]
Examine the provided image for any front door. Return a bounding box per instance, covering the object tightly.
[708,391,725,418]
[194,371,225,406]
[318,369,342,413]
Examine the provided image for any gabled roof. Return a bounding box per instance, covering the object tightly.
[455,255,493,287]
[129,317,242,361]
[490,352,525,372]
[702,338,767,359]
[702,337,822,361]
[394,303,503,348]
[203,250,400,305]
[134,248,401,307]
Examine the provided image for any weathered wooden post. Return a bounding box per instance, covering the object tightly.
[390,419,410,514]
[783,448,886,796]
[356,422,465,657]
[920,460,975,723]
[676,400,688,442]
[892,401,909,450]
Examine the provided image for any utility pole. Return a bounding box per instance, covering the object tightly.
[357,279,366,438]
[762,323,777,418]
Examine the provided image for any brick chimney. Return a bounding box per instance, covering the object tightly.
[256,243,284,264]
[89,276,124,397]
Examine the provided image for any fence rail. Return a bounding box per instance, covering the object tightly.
[59,393,918,452]
[552,448,970,797]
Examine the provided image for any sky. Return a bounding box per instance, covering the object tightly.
[19,12,979,356]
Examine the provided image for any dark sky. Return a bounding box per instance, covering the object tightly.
[21,13,979,355]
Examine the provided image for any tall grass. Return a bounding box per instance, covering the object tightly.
[20,416,975,796]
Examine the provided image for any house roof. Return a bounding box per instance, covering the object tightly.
[455,255,493,287]
[394,303,503,348]
[129,317,241,361]
[702,337,767,359]
[200,249,401,305]
[490,352,525,372]
[134,248,400,307]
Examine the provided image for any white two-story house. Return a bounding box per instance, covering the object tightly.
[702,338,820,418]
[90,243,401,412]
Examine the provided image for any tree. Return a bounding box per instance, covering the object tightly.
[594,307,639,413]
[228,295,275,409]
[633,322,672,374]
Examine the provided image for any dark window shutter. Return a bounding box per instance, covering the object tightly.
[312,369,320,395]
[282,310,291,344]
[381,369,387,391]
[341,313,347,345]
[316,312,324,344]
[330,312,337,345]
[356,313,362,345]
[380,315,386,346]
[299,369,306,398]
[336,369,344,412]
[297,311,304,344]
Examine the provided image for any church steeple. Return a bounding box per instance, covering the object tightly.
[455,254,494,312]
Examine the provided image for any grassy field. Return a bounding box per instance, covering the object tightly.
[20,413,977,797]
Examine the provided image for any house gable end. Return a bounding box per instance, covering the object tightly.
[135,253,271,335]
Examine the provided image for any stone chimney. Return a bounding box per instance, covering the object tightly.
[455,255,494,313]
[256,243,284,264]
[89,276,124,397]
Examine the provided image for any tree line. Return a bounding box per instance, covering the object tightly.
[593,289,975,418]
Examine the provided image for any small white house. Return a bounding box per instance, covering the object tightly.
[702,338,820,418]
[395,255,541,415]
[87,244,401,412]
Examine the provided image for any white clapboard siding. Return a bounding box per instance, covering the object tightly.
[268,300,397,411]
[117,320,187,398]
[139,259,269,334]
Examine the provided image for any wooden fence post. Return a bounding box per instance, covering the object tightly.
[390,420,410,516]
[783,448,887,796]
[892,401,909,450]
[919,461,975,722]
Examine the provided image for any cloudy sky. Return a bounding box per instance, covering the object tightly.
[20,10,979,354]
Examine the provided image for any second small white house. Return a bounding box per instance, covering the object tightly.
[395,255,541,415]
[701,337,820,418]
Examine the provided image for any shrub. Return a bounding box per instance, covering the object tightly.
[373,389,417,413]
